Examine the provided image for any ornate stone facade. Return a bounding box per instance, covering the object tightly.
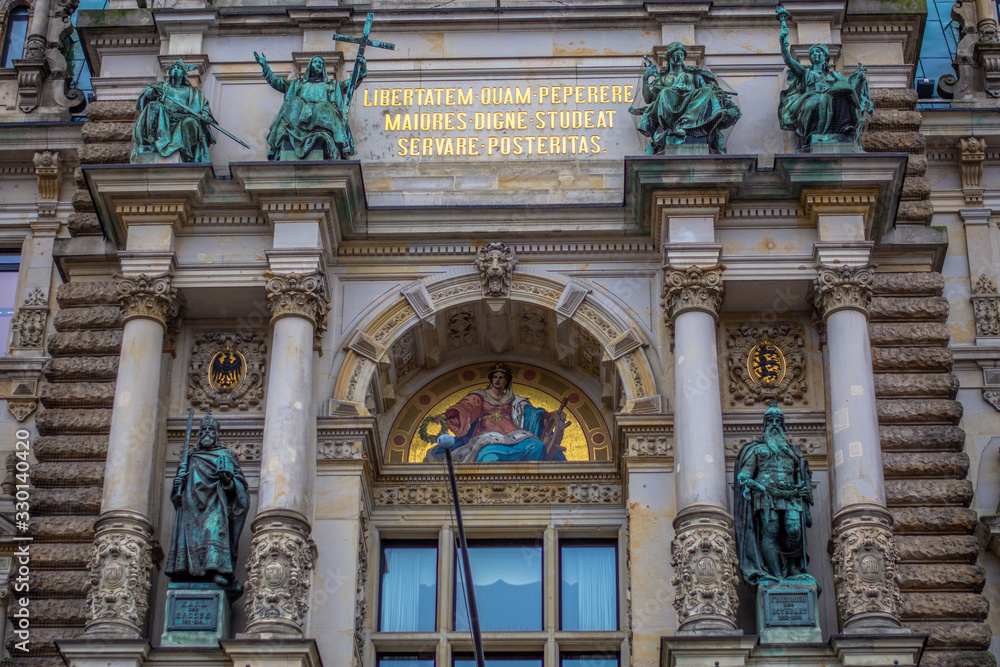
[662,265,725,321]
[244,509,317,636]
[811,264,874,320]
[84,510,155,638]
[670,504,740,632]
[115,273,184,328]
[830,504,903,631]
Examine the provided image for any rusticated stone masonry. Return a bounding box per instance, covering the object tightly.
[870,272,991,667]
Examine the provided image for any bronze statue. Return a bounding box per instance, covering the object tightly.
[734,400,814,585]
[776,6,873,149]
[629,42,741,154]
[131,60,217,163]
[254,53,365,161]
[166,410,249,602]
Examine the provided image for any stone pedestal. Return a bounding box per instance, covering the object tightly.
[756,581,822,644]
[57,639,151,667]
[222,638,323,667]
[660,635,757,667]
[160,582,231,647]
[132,151,183,164]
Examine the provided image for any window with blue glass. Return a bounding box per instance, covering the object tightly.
[0,252,20,356]
[377,656,435,667]
[916,0,960,102]
[379,542,438,632]
[454,541,542,633]
[454,656,543,666]
[560,542,618,631]
[62,0,106,114]
[561,654,619,667]
[1,7,29,69]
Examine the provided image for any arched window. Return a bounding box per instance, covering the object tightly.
[1,6,29,68]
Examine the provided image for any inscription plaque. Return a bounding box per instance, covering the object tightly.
[762,587,816,627]
[167,593,219,632]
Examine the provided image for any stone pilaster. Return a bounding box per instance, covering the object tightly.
[662,264,738,633]
[84,510,155,638]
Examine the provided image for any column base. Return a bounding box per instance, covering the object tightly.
[661,635,757,666]
[222,638,323,667]
[670,503,740,634]
[830,633,927,666]
[57,639,151,667]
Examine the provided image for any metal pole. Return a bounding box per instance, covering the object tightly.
[444,447,486,667]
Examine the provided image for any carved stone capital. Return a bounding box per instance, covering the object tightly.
[662,264,725,322]
[264,271,330,337]
[115,273,184,329]
[244,509,317,636]
[830,503,903,632]
[812,264,874,320]
[84,510,155,638]
[475,242,517,298]
[670,504,740,633]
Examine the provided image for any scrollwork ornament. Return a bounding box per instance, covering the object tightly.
[661,265,725,322]
[115,273,184,329]
[812,264,875,320]
[84,511,154,638]
[244,509,317,635]
[263,271,330,337]
[830,504,903,630]
[669,505,740,632]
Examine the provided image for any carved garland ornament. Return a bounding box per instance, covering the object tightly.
[670,505,740,631]
[725,323,807,406]
[188,332,267,411]
[830,504,902,629]
[376,483,622,506]
[11,287,48,349]
[84,511,154,638]
[264,271,330,337]
[972,296,1000,336]
[662,265,725,322]
[475,242,517,298]
[115,273,183,328]
[244,510,317,635]
[812,264,874,320]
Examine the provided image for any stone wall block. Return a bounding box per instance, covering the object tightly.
[919,650,996,667]
[885,479,973,506]
[867,109,922,132]
[871,87,918,109]
[897,564,985,591]
[57,282,119,308]
[869,296,950,322]
[68,212,102,237]
[895,535,980,562]
[882,452,969,478]
[895,200,936,225]
[35,408,112,435]
[47,331,122,357]
[77,143,131,165]
[876,398,963,424]
[860,130,925,154]
[33,435,108,461]
[52,306,123,332]
[873,372,958,398]
[5,628,70,658]
[25,570,90,597]
[873,272,945,297]
[901,175,933,201]
[32,486,102,515]
[899,592,989,621]
[70,189,96,213]
[892,507,977,534]
[906,153,928,177]
[31,543,92,568]
[80,121,133,144]
[31,516,96,541]
[84,100,138,122]
[872,347,953,372]
[907,622,992,650]
[870,322,951,346]
[31,461,104,487]
[43,356,119,382]
[10,598,86,625]
[880,425,966,451]
[39,382,116,409]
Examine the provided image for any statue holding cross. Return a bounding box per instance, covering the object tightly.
[254,12,394,161]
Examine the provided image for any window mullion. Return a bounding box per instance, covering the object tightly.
[438,525,455,633]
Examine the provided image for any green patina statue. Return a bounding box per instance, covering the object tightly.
[734,400,815,586]
[254,52,366,161]
[629,42,741,154]
[131,60,217,163]
[776,6,873,149]
[166,410,249,602]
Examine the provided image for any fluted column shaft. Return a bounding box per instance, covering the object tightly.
[814,265,903,633]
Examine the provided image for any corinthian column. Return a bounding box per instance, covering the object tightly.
[244,272,328,636]
[662,265,740,633]
[813,265,903,632]
[85,273,183,638]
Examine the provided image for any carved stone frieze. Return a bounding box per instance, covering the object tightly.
[626,434,673,457]
[972,295,1000,335]
[475,242,516,298]
[974,274,998,295]
[376,482,622,505]
[519,310,548,346]
[12,295,47,348]
[670,504,739,632]
[6,400,36,422]
[830,504,902,631]
[264,271,330,339]
[245,509,317,636]
[84,511,154,638]
[390,330,417,380]
[354,509,370,654]
[115,273,184,329]
[724,323,807,406]
[662,265,725,322]
[811,265,874,320]
[318,440,363,460]
[187,332,267,412]
[448,311,476,348]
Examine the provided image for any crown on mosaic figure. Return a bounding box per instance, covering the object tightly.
[487,362,512,380]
